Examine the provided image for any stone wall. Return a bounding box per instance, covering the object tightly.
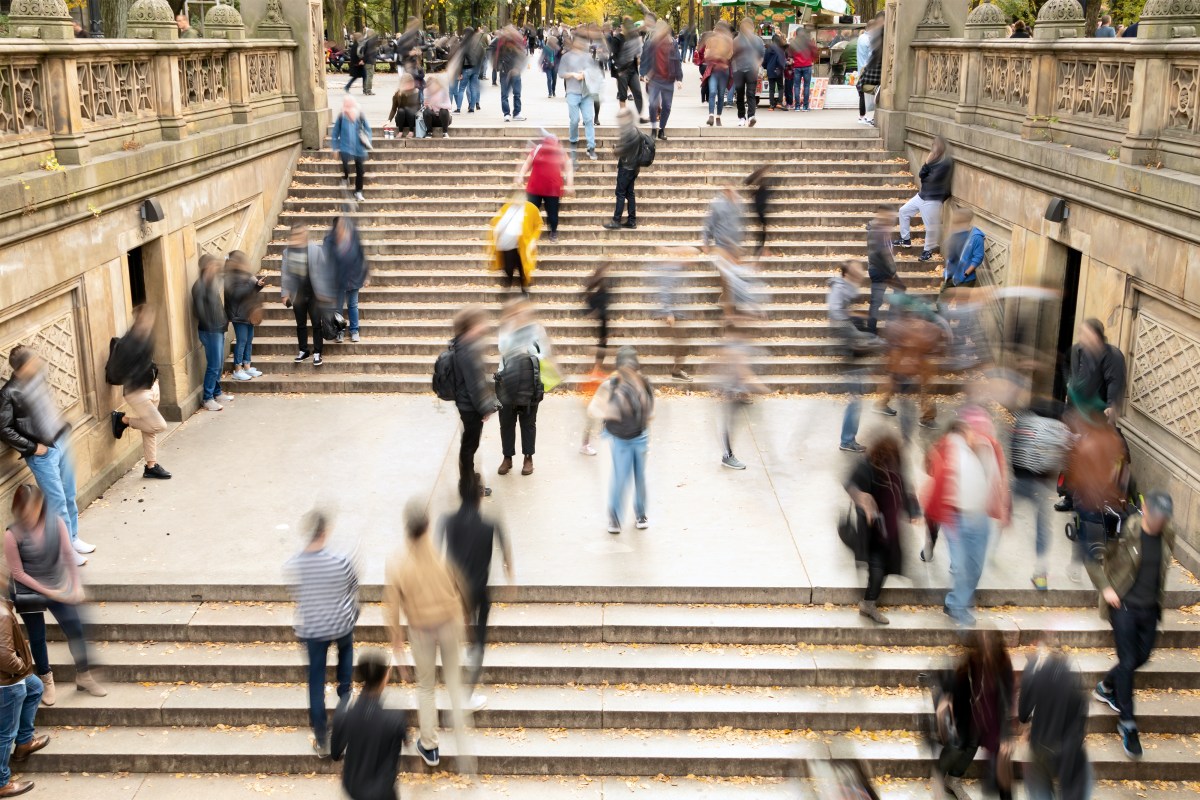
[883,1,1200,563]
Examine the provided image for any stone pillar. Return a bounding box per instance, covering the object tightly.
[1020,51,1057,142]
[1137,0,1200,39]
[963,2,1006,40]
[243,0,329,148]
[1119,54,1168,166]
[7,0,75,39]
[44,54,91,165]
[154,52,188,141]
[205,2,247,41]
[1033,0,1084,40]
[126,0,179,40]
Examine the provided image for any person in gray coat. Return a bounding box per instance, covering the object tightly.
[281,223,335,366]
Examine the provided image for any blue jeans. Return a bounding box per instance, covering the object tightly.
[707,72,729,115]
[500,71,522,117]
[793,66,813,109]
[22,600,90,675]
[25,431,79,542]
[452,66,478,109]
[1012,475,1051,570]
[0,675,44,786]
[336,289,360,333]
[608,431,648,524]
[566,92,596,150]
[840,368,866,448]
[944,511,991,621]
[198,330,225,401]
[232,322,254,366]
[304,632,354,742]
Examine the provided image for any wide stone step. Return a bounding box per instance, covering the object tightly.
[282,198,913,214]
[48,640,1200,689]
[287,185,915,200]
[264,241,902,256]
[292,169,918,185]
[37,681,1200,735]
[272,223,915,242]
[297,157,908,172]
[257,255,933,274]
[244,338,849,358]
[49,602,1200,649]
[354,127,883,143]
[24,725,1200,779]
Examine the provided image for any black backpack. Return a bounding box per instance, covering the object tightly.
[495,353,543,408]
[432,344,459,401]
[637,131,656,167]
[320,312,348,342]
[104,337,124,386]
[604,377,648,439]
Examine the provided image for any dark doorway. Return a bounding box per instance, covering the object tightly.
[127,246,147,309]
[1052,247,1083,403]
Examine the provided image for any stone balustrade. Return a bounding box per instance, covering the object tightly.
[909,37,1200,173]
[0,38,298,174]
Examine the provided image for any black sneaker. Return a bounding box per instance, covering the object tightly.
[635,516,649,529]
[603,220,622,230]
[143,463,172,480]
[893,237,912,248]
[839,442,866,453]
[416,741,440,766]
[621,220,637,229]
[586,148,597,161]
[313,353,324,367]
[111,411,128,440]
[1054,497,1074,512]
[1093,681,1120,713]
[294,351,310,363]
[876,405,898,417]
[918,250,935,262]
[1119,722,1142,760]
[657,130,667,141]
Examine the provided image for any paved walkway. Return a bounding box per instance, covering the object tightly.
[77,394,1197,599]
[326,61,867,131]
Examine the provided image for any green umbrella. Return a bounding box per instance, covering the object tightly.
[700,0,820,7]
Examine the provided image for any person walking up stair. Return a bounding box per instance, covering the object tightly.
[604,109,642,230]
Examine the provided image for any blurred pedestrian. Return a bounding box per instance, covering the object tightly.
[942,629,1015,800]
[897,136,953,262]
[922,409,1011,626]
[789,28,818,111]
[519,132,573,244]
[641,20,682,141]
[763,32,786,110]
[386,500,469,768]
[443,472,514,711]
[488,196,542,297]
[497,25,527,121]
[1019,638,1091,800]
[0,586,48,797]
[448,307,499,490]
[1088,491,1176,761]
[387,72,420,137]
[699,21,733,125]
[360,29,379,95]
[1,346,91,564]
[584,263,611,369]
[108,304,171,479]
[451,27,484,112]
[496,300,547,476]
[540,34,561,98]
[191,253,233,412]
[1063,410,1131,581]
[284,510,359,758]
[559,36,598,162]
[942,207,985,288]
[325,216,369,344]
[857,15,884,126]
[732,18,764,127]
[876,294,944,433]
[603,109,641,230]
[1008,391,1073,590]
[331,96,371,202]
[6,484,105,704]
[830,260,874,453]
[845,435,919,624]
[655,248,695,382]
[330,651,407,800]
[744,165,775,256]
[281,223,335,367]
[717,327,766,470]
[345,32,366,92]
[865,205,901,335]
[223,250,265,382]
[704,184,745,258]
[612,19,646,121]
[589,347,654,534]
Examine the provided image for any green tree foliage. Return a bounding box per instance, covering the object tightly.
[1107,0,1144,25]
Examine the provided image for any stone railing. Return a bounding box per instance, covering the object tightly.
[909,38,1200,173]
[0,39,298,174]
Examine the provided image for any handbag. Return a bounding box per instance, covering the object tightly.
[415,115,428,139]
[837,502,869,563]
[321,311,348,342]
[539,358,562,392]
[10,580,48,614]
[248,305,264,326]
[357,118,373,151]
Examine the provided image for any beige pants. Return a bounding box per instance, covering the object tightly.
[124,381,167,464]
[410,619,468,753]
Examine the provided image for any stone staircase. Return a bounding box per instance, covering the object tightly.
[31,584,1200,788]
[241,127,943,394]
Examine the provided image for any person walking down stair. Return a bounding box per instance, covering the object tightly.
[488,197,542,297]
[6,484,106,706]
[331,651,407,800]
[0,581,49,798]
[108,304,171,480]
[282,223,336,367]
[325,216,369,344]
[331,96,372,203]
[641,20,682,141]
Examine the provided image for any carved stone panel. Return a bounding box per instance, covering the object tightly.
[77,59,155,126]
[178,54,230,109]
[310,2,324,88]
[1130,311,1200,449]
[1055,58,1134,126]
[0,63,48,138]
[1166,63,1199,134]
[246,51,281,97]
[980,55,1032,111]
[927,51,962,98]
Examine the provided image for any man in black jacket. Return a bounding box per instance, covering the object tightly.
[192,254,233,412]
[604,109,642,230]
[451,307,499,491]
[109,305,171,479]
[0,346,92,563]
[331,652,407,800]
[896,135,954,262]
[865,205,903,335]
[1019,640,1091,800]
[442,472,513,712]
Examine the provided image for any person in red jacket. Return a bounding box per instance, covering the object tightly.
[518,133,573,244]
[789,29,818,111]
[921,405,1011,626]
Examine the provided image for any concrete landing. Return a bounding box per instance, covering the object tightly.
[75,395,1197,602]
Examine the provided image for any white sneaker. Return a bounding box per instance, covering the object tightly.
[72,538,96,555]
[203,398,223,411]
[73,550,87,567]
[504,114,511,122]
[738,118,747,127]
[354,192,365,202]
[350,331,360,343]
[246,367,263,377]
[467,692,488,711]
[214,392,234,403]
[580,444,597,456]
[858,117,873,125]
[232,369,253,381]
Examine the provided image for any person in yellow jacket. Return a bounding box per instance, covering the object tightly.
[487,196,543,297]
